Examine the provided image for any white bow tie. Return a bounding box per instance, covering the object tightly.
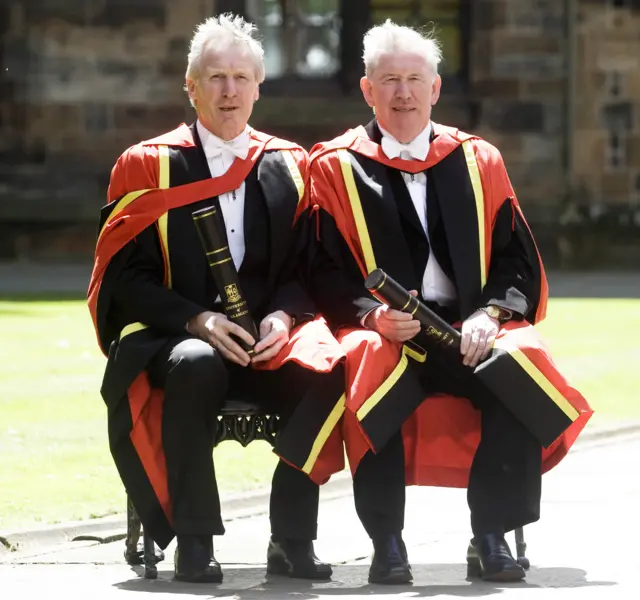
[205,133,249,161]
[381,135,430,161]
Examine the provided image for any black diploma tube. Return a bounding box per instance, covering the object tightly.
[365,268,461,355]
[364,268,574,448]
[192,205,258,355]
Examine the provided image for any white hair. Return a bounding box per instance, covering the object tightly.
[186,13,265,84]
[363,19,442,77]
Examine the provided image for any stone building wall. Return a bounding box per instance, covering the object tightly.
[1,0,639,263]
[0,0,210,226]
[571,0,640,218]
[467,0,568,225]
[465,0,640,265]
[561,0,640,267]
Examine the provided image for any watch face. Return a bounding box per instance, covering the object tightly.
[484,306,500,319]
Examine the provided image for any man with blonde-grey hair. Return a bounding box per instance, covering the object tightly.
[305,19,590,584]
[89,13,344,583]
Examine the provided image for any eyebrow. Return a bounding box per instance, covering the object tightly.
[206,67,252,73]
[379,72,424,78]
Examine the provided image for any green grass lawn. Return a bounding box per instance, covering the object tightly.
[536,298,640,422]
[0,298,278,532]
[0,296,637,532]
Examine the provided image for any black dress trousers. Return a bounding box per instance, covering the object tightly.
[147,335,343,541]
[353,351,542,540]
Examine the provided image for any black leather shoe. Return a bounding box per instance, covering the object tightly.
[266,538,332,580]
[467,533,526,582]
[368,534,413,584]
[174,535,222,583]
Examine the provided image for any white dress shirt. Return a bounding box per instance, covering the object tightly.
[196,120,249,271]
[379,123,457,305]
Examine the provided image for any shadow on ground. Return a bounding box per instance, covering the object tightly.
[114,563,617,597]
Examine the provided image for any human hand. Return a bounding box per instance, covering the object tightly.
[251,310,292,364]
[187,310,255,366]
[460,310,499,367]
[364,290,421,343]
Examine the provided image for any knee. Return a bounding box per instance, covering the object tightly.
[339,329,401,382]
[167,338,227,392]
[342,328,384,349]
[284,361,345,399]
[342,329,396,359]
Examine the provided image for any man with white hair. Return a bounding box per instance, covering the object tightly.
[306,20,590,584]
[88,14,344,584]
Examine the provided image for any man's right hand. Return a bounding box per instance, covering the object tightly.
[364,292,421,343]
[187,311,255,366]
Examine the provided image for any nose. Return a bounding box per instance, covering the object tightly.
[222,76,237,97]
[395,81,411,99]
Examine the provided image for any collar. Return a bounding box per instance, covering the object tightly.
[378,122,433,161]
[196,120,251,161]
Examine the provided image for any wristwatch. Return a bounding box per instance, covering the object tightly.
[478,305,512,323]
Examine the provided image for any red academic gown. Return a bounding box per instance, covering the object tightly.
[88,124,345,547]
[304,121,593,488]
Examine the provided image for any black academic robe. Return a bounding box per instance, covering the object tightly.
[88,123,345,547]
[304,119,592,488]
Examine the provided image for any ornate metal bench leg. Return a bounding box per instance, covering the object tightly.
[143,531,158,579]
[124,495,142,565]
[515,527,530,569]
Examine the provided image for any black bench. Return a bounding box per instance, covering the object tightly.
[123,400,529,579]
[124,399,279,579]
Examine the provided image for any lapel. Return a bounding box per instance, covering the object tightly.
[429,145,483,318]
[192,123,271,293]
[241,166,262,252]
[191,123,262,248]
[387,167,428,240]
[348,151,419,292]
[256,151,298,288]
[366,120,430,239]
[185,123,226,300]
[189,123,217,182]
[425,173,454,280]
[426,168,441,239]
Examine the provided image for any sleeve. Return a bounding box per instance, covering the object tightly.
[264,148,316,324]
[107,145,207,334]
[111,225,206,334]
[474,141,538,320]
[306,155,382,329]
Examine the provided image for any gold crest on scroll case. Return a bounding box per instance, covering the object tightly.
[225,284,241,304]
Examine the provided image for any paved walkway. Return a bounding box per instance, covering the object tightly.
[1,431,638,598]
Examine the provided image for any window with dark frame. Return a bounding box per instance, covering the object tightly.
[246,0,340,79]
[244,0,465,86]
[370,0,463,76]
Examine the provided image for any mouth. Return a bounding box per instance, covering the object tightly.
[219,107,239,112]
[392,107,416,113]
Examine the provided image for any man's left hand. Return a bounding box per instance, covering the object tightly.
[460,310,500,367]
[251,310,293,364]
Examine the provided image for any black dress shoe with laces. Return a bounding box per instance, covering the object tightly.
[266,537,333,580]
[174,535,223,583]
[368,534,413,584]
[467,533,526,582]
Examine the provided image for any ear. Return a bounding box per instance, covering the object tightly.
[254,84,260,103]
[360,76,375,109]
[431,74,442,106]
[186,78,197,104]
